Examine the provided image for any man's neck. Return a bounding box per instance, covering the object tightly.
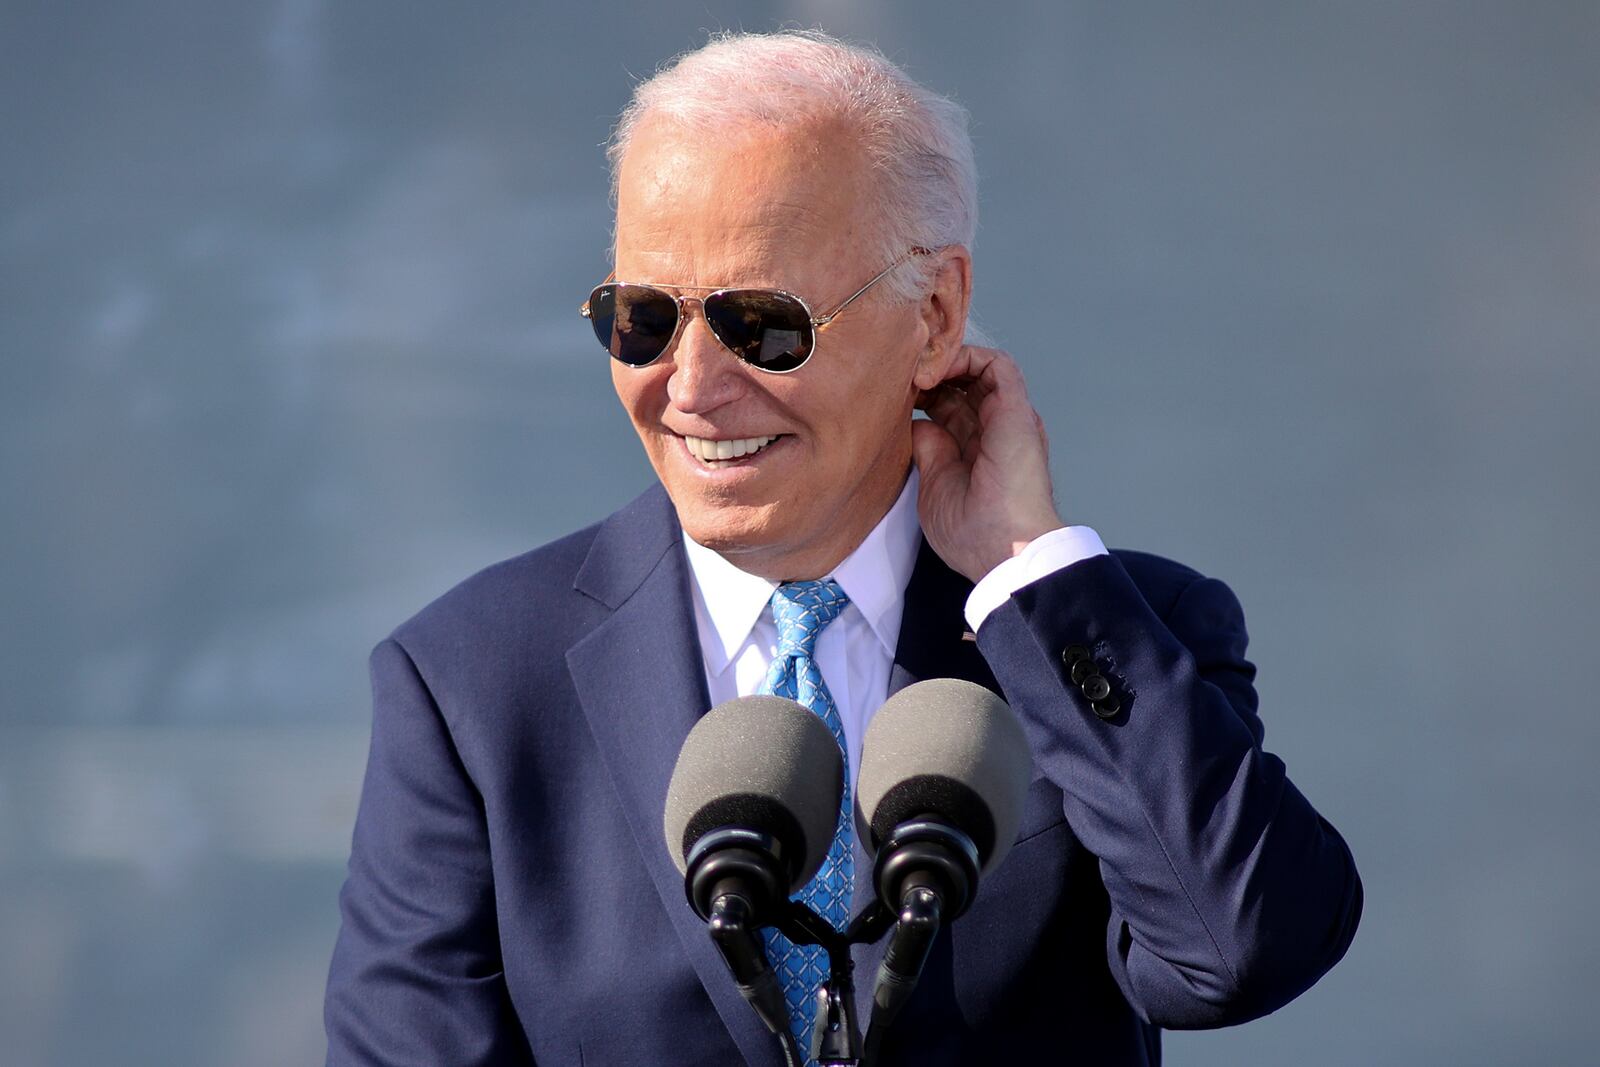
[714,463,914,582]
[681,467,922,668]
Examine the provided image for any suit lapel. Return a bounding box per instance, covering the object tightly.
[889,536,999,696]
[565,486,782,1067]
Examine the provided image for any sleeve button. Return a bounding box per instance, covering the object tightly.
[1063,644,1091,665]
[1081,674,1112,702]
[1070,658,1097,685]
[1092,696,1121,720]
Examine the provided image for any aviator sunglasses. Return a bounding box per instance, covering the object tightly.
[580,246,934,373]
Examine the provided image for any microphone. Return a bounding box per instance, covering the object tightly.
[854,679,1033,1042]
[664,695,845,1045]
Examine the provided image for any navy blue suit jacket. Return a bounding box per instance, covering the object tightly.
[325,484,1361,1065]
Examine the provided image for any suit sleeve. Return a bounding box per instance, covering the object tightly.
[975,555,1362,1029]
[324,638,535,1066]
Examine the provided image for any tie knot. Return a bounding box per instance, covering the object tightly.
[769,579,849,659]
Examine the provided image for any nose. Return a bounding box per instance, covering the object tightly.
[664,299,746,414]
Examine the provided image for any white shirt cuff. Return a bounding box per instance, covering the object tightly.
[963,526,1109,632]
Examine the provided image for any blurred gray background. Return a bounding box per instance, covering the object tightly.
[2,1,1596,1064]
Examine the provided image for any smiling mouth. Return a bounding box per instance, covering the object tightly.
[681,433,784,468]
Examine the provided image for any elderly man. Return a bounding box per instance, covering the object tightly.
[325,31,1361,1067]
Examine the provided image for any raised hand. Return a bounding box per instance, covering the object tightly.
[910,345,1065,583]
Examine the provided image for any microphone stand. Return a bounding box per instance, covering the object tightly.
[776,900,861,1064]
[703,890,888,1067]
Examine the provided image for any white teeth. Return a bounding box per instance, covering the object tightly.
[683,434,779,465]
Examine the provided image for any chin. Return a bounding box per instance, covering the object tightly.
[675,499,781,553]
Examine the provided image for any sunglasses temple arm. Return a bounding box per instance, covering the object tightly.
[579,270,619,317]
[810,246,934,325]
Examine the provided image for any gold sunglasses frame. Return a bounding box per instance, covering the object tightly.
[579,246,935,373]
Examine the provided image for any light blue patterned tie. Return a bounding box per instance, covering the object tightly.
[758,579,852,1062]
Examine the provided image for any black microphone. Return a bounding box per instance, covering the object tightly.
[664,695,845,1045]
[854,679,1033,1043]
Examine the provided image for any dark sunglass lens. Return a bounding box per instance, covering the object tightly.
[703,290,814,372]
[589,284,679,366]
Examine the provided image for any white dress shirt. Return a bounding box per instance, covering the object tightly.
[682,469,1107,786]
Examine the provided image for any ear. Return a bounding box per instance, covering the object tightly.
[912,246,974,391]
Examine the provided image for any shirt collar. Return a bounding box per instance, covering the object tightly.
[682,468,922,676]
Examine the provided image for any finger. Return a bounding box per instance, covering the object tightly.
[940,350,1040,437]
[943,346,1036,416]
[967,355,1043,433]
[938,344,1003,384]
[932,347,997,403]
[910,417,962,482]
[972,348,1032,406]
[931,348,1051,466]
[920,382,981,453]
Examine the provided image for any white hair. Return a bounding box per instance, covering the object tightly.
[608,30,978,304]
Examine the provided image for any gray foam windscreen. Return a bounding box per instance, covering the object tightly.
[855,678,1033,874]
[663,695,845,891]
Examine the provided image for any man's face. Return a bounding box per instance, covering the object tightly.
[611,117,928,579]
